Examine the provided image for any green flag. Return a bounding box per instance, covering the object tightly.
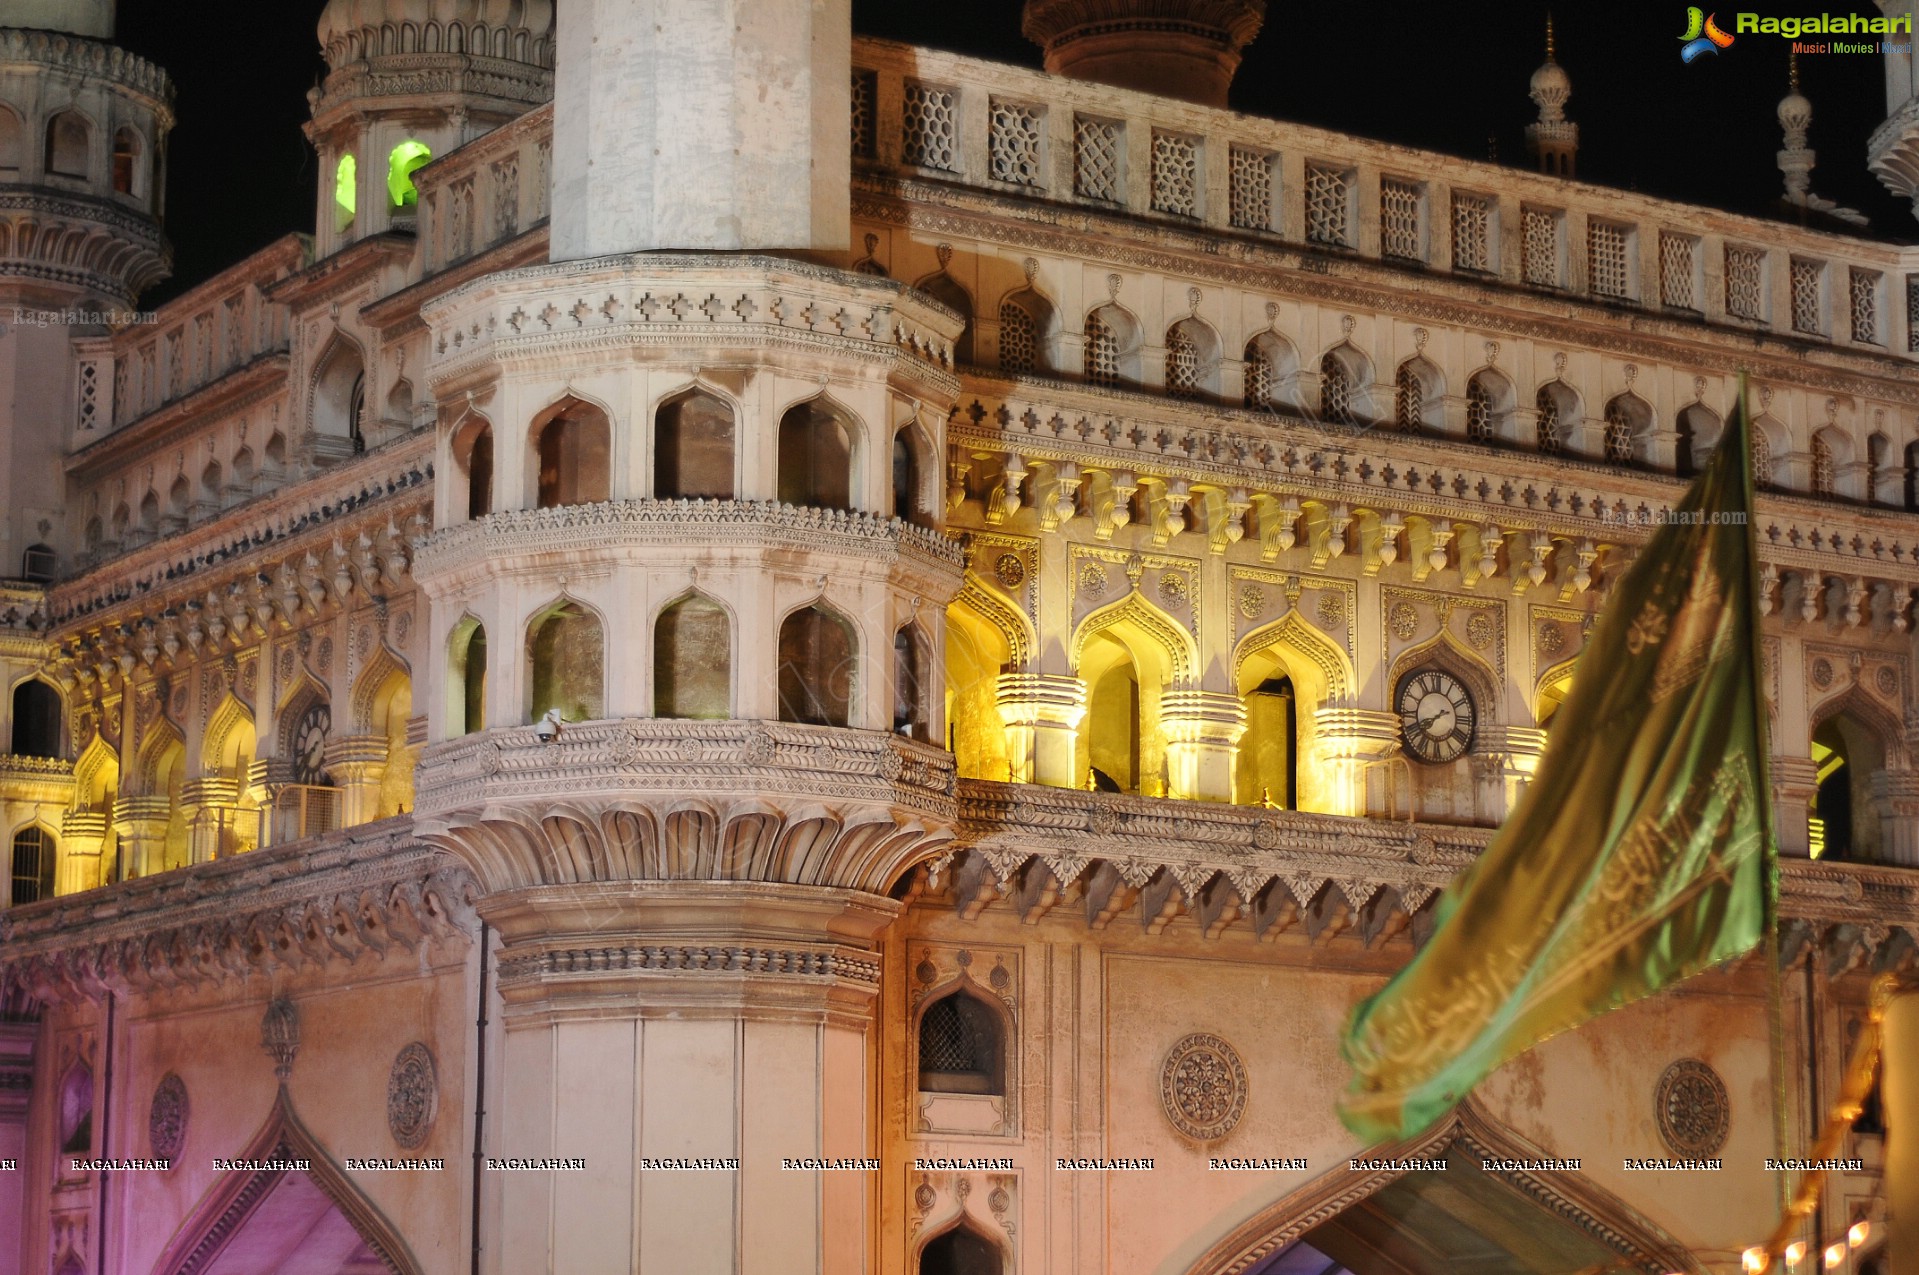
[1338,394,1774,1143]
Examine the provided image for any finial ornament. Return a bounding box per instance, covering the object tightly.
[1545,12,1556,61]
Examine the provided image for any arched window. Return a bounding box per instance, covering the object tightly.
[919,1225,1003,1275]
[1236,676,1296,809]
[999,300,1039,374]
[1393,362,1423,433]
[348,374,366,453]
[894,624,930,740]
[57,1061,91,1155]
[654,596,730,719]
[1243,333,1299,412]
[1868,432,1890,503]
[1603,393,1649,466]
[20,541,55,582]
[1675,404,1718,479]
[1755,424,1777,491]
[12,679,62,757]
[533,400,612,508]
[168,473,191,519]
[1084,637,1140,793]
[777,399,854,511]
[334,153,357,233]
[528,602,603,723]
[10,826,54,905]
[457,420,493,519]
[1466,375,1496,443]
[386,139,432,207]
[777,604,855,727]
[111,127,140,196]
[44,111,89,179]
[655,388,735,500]
[1812,713,1890,862]
[917,991,1004,1094]
[1812,431,1837,497]
[1164,321,1206,400]
[450,620,487,735]
[0,106,21,177]
[1319,353,1355,425]
[917,272,973,365]
[1083,308,1124,387]
[138,490,160,533]
[1535,383,1577,456]
[892,428,927,525]
[312,340,366,456]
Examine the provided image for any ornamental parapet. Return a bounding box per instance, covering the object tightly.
[0,29,172,104]
[413,718,959,893]
[0,819,477,1002]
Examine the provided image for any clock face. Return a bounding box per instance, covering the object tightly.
[1396,669,1475,764]
[294,703,332,785]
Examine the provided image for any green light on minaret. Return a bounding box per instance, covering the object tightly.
[386,140,432,208]
[334,153,356,231]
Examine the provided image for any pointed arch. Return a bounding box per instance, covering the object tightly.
[201,694,256,777]
[1534,652,1581,729]
[654,382,738,500]
[528,392,612,508]
[1242,331,1301,411]
[1317,342,1372,425]
[1392,354,1443,433]
[1164,314,1222,400]
[72,735,119,810]
[892,413,936,526]
[135,716,186,794]
[893,619,934,741]
[952,576,1033,673]
[1533,379,1580,455]
[350,642,411,735]
[1231,609,1355,707]
[1083,301,1141,388]
[1867,429,1892,503]
[449,408,493,519]
[10,675,63,758]
[946,586,1025,780]
[310,333,367,454]
[1602,390,1652,466]
[777,392,859,511]
[1071,590,1199,688]
[995,283,1060,375]
[150,1088,425,1275]
[653,590,733,720]
[777,599,859,727]
[1675,401,1720,478]
[447,614,488,736]
[1812,424,1851,498]
[914,270,974,364]
[527,595,605,723]
[44,108,91,179]
[276,675,332,789]
[1464,366,1514,444]
[112,125,142,196]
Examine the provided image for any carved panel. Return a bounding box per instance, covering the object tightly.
[1159,1032,1248,1142]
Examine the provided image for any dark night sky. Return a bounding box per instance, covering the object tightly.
[114,0,1917,308]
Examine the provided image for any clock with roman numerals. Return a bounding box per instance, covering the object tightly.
[1396,668,1475,764]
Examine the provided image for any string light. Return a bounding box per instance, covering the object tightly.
[1823,1243,1845,1270]
[1743,1249,1769,1273]
[1848,1222,1870,1249]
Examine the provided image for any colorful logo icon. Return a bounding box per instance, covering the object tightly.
[1679,8,1736,61]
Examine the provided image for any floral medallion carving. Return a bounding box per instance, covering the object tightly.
[1465,612,1496,651]
[1811,658,1834,690]
[1388,602,1418,642]
[1655,1058,1729,1157]
[1159,571,1189,606]
[387,1042,439,1149]
[1315,590,1346,627]
[1160,1032,1248,1141]
[1238,584,1266,620]
[149,1072,188,1161]
[1078,560,1109,598]
[994,553,1026,589]
[1537,622,1565,656]
[1876,666,1898,698]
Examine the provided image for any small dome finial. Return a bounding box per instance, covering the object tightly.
[1545,12,1557,61]
[1778,54,1815,198]
[1527,15,1577,176]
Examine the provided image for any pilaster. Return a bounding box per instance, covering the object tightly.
[995,672,1087,788]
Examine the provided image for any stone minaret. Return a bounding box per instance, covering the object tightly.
[412,1,963,1270]
[1526,17,1578,178]
[1868,0,1919,219]
[1021,0,1267,108]
[0,0,170,587]
[1778,55,1815,200]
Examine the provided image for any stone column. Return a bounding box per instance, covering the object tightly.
[1873,770,1919,866]
[324,733,390,828]
[182,775,242,863]
[481,882,896,1275]
[1774,754,1819,857]
[995,673,1086,788]
[1311,707,1402,817]
[56,809,108,895]
[1158,690,1246,802]
[111,795,171,879]
[1477,724,1548,821]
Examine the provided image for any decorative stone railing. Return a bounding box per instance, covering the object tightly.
[852,38,1918,357]
[411,103,553,273]
[414,718,959,893]
[0,28,171,101]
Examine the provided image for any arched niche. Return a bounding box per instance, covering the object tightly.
[201,695,256,778]
[654,593,731,720]
[892,418,935,526]
[311,338,367,455]
[0,103,21,177]
[1602,390,1652,466]
[334,152,358,233]
[777,395,857,512]
[56,1057,91,1153]
[1812,425,1851,498]
[10,823,55,906]
[1533,380,1580,455]
[1082,302,1140,388]
[449,411,494,520]
[945,585,1029,780]
[1868,430,1892,503]
[44,108,90,179]
[447,616,487,736]
[1675,402,1719,478]
[1464,367,1513,444]
[654,385,736,500]
[893,621,933,741]
[111,125,141,197]
[1232,613,1351,813]
[353,648,414,817]
[1393,354,1444,433]
[915,270,974,364]
[1318,343,1371,425]
[915,984,1007,1096]
[527,598,605,723]
[10,677,63,758]
[530,395,612,508]
[996,285,1058,375]
[777,602,857,728]
[1071,594,1195,796]
[386,138,431,208]
[200,458,224,506]
[1242,331,1301,412]
[1811,695,1903,863]
[1164,315,1220,400]
[917,1221,1006,1275]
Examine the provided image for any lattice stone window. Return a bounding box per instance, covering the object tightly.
[1659,232,1697,310]
[1535,386,1563,455]
[1466,377,1495,442]
[1451,192,1491,273]
[494,156,519,239]
[850,70,877,159]
[1725,246,1765,321]
[1851,268,1882,345]
[1753,428,1772,489]
[1320,354,1354,423]
[1380,178,1423,263]
[1813,433,1836,495]
[1152,131,1200,217]
[1165,325,1201,398]
[1587,220,1630,299]
[1909,276,1919,353]
[1603,403,1634,463]
[902,81,958,172]
[1229,147,1273,231]
[1085,311,1120,386]
[1243,340,1271,407]
[1304,164,1352,247]
[999,301,1038,374]
[1074,115,1122,201]
[1393,364,1423,432]
[989,98,1044,186]
[1522,208,1559,287]
[1790,258,1824,334]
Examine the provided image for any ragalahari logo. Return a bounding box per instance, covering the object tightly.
[1679,8,1736,61]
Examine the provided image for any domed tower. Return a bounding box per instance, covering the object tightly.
[408,0,964,1268]
[306,0,554,255]
[1021,0,1267,108]
[1525,17,1577,177]
[0,0,171,583]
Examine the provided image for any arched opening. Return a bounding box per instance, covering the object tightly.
[57,1060,91,1154]
[10,825,54,905]
[386,139,431,207]
[1465,369,1511,444]
[1603,391,1651,466]
[532,398,612,508]
[1164,317,1218,400]
[1243,332,1300,412]
[654,388,735,500]
[1319,345,1370,426]
[11,678,62,757]
[892,426,931,525]
[231,447,255,494]
[527,601,604,723]
[0,105,21,177]
[653,596,731,719]
[1082,635,1142,793]
[452,416,493,519]
[139,489,160,534]
[916,990,1004,1094]
[997,289,1056,375]
[311,340,366,458]
[387,378,413,426]
[334,152,357,233]
[777,398,854,511]
[919,1225,1003,1275]
[1812,428,1841,497]
[364,664,414,819]
[1754,415,1784,491]
[1393,357,1442,434]
[893,623,931,740]
[200,460,223,507]
[1534,381,1578,456]
[449,618,486,736]
[201,699,259,858]
[20,542,55,582]
[1083,304,1138,388]
[1812,711,1889,862]
[777,604,855,728]
[168,473,191,521]
[1675,404,1718,479]
[945,599,1016,781]
[44,110,89,179]
[111,126,140,196]
[1236,675,1297,809]
[1868,431,1891,503]
[916,272,974,364]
